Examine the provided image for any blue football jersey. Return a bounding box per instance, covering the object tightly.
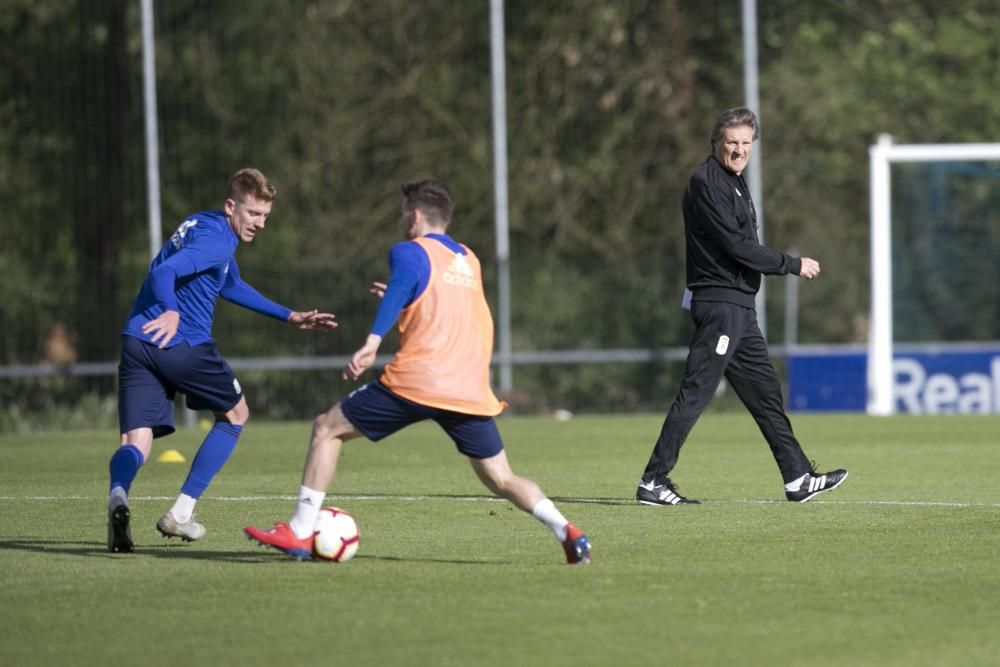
[123,210,239,347]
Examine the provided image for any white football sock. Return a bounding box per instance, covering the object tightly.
[290,486,326,539]
[169,493,197,523]
[785,473,809,492]
[109,486,128,510]
[531,498,569,542]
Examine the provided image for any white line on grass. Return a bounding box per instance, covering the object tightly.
[1,495,999,509]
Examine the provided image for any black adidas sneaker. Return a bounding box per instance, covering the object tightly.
[636,476,701,506]
[785,468,849,503]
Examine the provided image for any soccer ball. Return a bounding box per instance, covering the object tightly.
[313,507,360,562]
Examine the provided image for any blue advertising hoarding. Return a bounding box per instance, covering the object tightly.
[788,347,1000,414]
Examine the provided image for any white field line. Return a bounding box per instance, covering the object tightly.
[0,495,999,509]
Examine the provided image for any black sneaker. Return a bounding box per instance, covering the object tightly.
[107,503,134,553]
[785,468,848,503]
[636,476,701,506]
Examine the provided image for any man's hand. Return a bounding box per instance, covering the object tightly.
[142,310,180,349]
[343,334,383,381]
[287,310,338,330]
[799,257,821,280]
[370,281,387,299]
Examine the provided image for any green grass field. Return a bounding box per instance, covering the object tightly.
[2,413,999,667]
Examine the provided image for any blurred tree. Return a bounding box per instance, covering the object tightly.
[759,0,1000,343]
[0,0,138,365]
[0,0,997,419]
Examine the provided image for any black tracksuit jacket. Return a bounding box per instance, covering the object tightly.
[683,155,801,309]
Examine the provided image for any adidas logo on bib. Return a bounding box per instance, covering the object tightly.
[443,254,479,289]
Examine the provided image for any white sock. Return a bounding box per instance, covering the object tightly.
[289,486,326,539]
[169,493,197,524]
[109,486,128,510]
[785,473,809,492]
[531,498,569,542]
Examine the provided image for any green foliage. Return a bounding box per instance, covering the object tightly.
[0,377,117,434]
[758,0,1000,341]
[1,0,998,418]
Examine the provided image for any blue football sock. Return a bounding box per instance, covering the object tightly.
[109,444,145,494]
[180,421,243,499]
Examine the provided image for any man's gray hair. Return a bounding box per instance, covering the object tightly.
[710,107,760,148]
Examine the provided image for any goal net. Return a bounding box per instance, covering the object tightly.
[868,136,1000,415]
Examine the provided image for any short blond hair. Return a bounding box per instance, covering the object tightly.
[226,168,277,203]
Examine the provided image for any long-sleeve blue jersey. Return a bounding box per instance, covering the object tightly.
[123,210,291,347]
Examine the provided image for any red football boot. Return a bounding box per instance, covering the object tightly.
[244,521,314,560]
[562,522,592,564]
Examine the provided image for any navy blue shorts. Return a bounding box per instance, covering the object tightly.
[340,381,504,459]
[118,335,243,438]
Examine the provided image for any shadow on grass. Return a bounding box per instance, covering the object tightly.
[0,538,510,566]
[353,554,509,565]
[549,495,636,506]
[318,491,636,507]
[0,538,277,563]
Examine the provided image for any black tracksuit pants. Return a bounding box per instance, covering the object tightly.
[643,299,811,484]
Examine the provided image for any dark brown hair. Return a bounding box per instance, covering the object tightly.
[401,178,453,226]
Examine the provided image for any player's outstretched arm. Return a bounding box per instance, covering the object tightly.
[343,334,383,381]
[287,310,338,331]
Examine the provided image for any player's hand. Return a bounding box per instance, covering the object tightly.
[370,282,387,299]
[288,310,338,330]
[142,310,180,349]
[343,334,383,381]
[799,257,821,280]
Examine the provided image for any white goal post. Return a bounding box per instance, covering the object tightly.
[867,135,1000,415]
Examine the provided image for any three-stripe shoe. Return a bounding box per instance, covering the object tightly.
[636,476,700,506]
[785,468,849,503]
